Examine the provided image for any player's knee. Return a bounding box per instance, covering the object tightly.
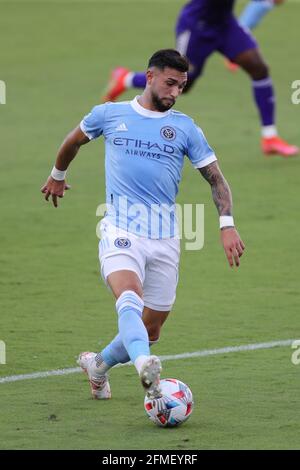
[248,60,269,80]
[115,284,143,299]
[253,62,269,80]
[236,49,270,80]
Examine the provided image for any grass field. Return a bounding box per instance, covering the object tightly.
[0,0,299,450]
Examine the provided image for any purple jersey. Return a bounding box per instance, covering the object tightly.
[178,0,235,30]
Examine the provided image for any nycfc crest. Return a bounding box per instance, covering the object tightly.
[114,237,131,249]
[160,126,176,141]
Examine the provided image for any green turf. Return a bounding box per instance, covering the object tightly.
[0,0,299,450]
[0,348,299,450]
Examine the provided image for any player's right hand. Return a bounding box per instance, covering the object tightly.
[41,176,71,208]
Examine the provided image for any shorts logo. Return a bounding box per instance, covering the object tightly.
[114,237,131,249]
[160,126,176,141]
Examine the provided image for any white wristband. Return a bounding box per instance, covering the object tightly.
[219,215,234,229]
[51,166,67,181]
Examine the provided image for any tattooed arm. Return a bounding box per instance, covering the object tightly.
[199,161,233,217]
[199,161,245,267]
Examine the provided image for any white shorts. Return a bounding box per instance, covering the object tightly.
[98,218,180,311]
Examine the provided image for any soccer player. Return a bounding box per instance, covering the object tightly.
[102,0,298,157]
[41,49,245,400]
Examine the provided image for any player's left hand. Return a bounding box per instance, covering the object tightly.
[41,176,71,208]
[221,227,245,268]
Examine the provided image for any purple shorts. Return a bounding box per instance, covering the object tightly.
[176,15,257,80]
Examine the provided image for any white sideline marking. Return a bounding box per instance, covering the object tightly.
[0,339,296,385]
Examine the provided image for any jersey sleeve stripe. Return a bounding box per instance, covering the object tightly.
[192,153,217,169]
[79,120,94,140]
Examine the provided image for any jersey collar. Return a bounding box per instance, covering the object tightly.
[130,96,171,118]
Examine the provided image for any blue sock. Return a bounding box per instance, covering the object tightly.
[100,335,160,368]
[100,333,130,366]
[116,290,150,363]
[239,0,274,30]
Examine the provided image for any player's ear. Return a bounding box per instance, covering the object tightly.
[146,69,154,84]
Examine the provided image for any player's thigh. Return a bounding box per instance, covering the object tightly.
[143,238,180,313]
[218,15,258,63]
[142,307,170,342]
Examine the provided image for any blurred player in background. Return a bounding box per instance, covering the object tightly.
[226,0,286,71]
[41,49,245,400]
[102,0,298,157]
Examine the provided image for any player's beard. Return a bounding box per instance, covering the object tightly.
[151,91,175,112]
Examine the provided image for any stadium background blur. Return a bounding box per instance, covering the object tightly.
[0,0,299,449]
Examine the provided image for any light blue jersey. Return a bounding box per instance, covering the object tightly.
[80,97,217,239]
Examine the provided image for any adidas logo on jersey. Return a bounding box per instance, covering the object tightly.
[116,123,128,131]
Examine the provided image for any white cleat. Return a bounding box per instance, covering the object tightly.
[140,355,162,399]
[77,352,111,400]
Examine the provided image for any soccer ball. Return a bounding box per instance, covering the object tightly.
[144,378,194,427]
